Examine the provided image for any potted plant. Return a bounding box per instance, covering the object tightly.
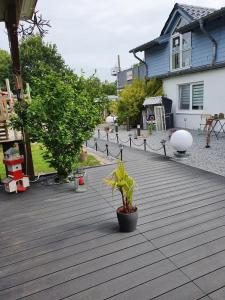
[147,122,154,135]
[104,161,138,232]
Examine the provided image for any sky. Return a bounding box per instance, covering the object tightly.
[0,0,225,82]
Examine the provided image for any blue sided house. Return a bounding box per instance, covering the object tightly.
[129,3,225,129]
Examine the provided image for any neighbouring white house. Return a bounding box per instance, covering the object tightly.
[119,3,225,130]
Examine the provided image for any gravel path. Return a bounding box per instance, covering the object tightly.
[94,127,225,177]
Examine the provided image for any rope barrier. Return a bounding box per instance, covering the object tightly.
[131,139,145,147]
[99,131,107,138]
[91,130,168,158]
[96,144,107,153]
[118,136,130,143]
[108,134,117,141]
[145,141,165,152]
[108,149,121,159]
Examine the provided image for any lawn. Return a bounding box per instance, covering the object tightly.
[0,143,100,179]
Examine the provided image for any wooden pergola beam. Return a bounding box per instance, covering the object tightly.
[5,0,23,92]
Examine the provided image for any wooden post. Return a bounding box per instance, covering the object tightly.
[5,0,35,179]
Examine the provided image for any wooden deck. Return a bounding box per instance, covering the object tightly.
[0,145,225,299]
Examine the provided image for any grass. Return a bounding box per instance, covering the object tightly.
[0,143,100,179]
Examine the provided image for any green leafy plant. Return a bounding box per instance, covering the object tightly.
[104,161,136,213]
[147,122,154,135]
[0,49,13,89]
[117,78,163,126]
[10,36,108,180]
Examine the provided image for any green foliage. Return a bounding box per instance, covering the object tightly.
[117,79,146,125]
[108,100,118,116]
[20,35,67,95]
[0,144,100,179]
[102,80,117,95]
[117,78,163,125]
[10,36,107,179]
[104,161,135,213]
[147,122,154,135]
[0,49,13,89]
[146,78,163,97]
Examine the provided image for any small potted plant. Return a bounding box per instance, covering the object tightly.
[147,122,154,135]
[104,161,138,232]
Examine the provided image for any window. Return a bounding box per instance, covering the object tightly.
[179,83,204,111]
[171,32,191,70]
[192,83,204,110]
[179,84,190,109]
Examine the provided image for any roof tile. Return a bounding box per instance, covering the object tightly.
[178,3,216,20]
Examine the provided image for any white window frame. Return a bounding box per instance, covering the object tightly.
[177,81,204,114]
[170,32,192,72]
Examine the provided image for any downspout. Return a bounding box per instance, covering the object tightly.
[199,19,217,65]
[132,51,148,128]
[132,51,148,80]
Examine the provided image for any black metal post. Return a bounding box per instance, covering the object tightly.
[95,140,98,151]
[106,132,109,141]
[120,148,123,161]
[106,144,109,156]
[144,139,146,151]
[163,144,167,157]
[129,136,132,147]
[126,117,130,131]
[85,140,88,147]
[116,133,119,144]
[137,124,141,137]
[98,129,100,139]
[161,139,167,157]
[205,130,211,148]
[115,123,118,133]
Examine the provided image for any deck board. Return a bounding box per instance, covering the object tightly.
[1,143,225,299]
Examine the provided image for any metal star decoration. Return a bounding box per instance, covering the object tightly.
[18,11,51,38]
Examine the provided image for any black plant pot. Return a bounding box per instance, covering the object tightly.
[117,206,138,232]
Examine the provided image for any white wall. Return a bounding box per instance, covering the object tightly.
[163,68,225,129]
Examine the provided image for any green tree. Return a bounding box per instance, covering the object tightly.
[0,49,13,89]
[117,79,146,125]
[11,36,107,179]
[102,80,117,95]
[117,78,163,125]
[146,78,163,97]
[20,35,68,96]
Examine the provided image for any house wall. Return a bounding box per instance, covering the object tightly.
[145,44,170,77]
[192,19,225,67]
[145,18,225,78]
[117,64,146,90]
[163,68,225,129]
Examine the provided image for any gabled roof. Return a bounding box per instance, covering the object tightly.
[178,6,225,34]
[160,3,216,35]
[179,3,216,20]
[130,3,217,53]
[129,34,170,53]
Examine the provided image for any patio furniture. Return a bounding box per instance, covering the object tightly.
[210,118,225,139]
[199,114,213,132]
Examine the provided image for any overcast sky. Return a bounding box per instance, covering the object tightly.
[1,0,225,81]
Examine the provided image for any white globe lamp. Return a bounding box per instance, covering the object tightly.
[170,130,193,155]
